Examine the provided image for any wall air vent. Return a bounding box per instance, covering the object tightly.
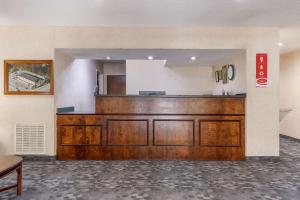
[15,123,45,155]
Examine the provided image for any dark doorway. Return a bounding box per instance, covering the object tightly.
[107,75,126,95]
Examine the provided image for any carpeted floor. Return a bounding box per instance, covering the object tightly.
[0,136,299,200]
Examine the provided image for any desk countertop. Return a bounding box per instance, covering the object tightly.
[95,94,246,98]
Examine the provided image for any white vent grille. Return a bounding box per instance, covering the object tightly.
[15,123,45,155]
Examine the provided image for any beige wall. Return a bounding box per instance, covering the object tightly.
[212,53,246,95]
[280,50,300,139]
[0,26,280,156]
[0,27,55,154]
[126,60,213,95]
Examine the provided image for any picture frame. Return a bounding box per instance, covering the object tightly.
[215,71,220,82]
[4,60,54,95]
[219,70,223,80]
[222,65,228,84]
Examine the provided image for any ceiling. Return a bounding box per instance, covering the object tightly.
[59,49,245,66]
[1,0,300,53]
[1,0,300,27]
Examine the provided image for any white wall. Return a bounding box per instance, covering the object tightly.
[55,51,101,112]
[212,53,246,95]
[103,63,126,75]
[126,60,212,95]
[280,50,300,139]
[0,26,280,157]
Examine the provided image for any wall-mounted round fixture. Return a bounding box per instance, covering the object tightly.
[190,56,196,61]
[147,56,154,60]
[106,56,111,60]
[227,64,235,80]
[278,42,283,47]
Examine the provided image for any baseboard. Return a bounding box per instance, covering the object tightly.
[280,134,300,142]
[246,156,280,161]
[17,155,56,161]
[18,155,282,162]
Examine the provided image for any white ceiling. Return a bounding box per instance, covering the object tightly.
[1,0,300,27]
[1,0,300,53]
[59,49,245,66]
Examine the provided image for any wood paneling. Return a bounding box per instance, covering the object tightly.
[96,96,245,115]
[199,121,240,146]
[107,75,126,95]
[61,125,101,145]
[106,120,148,146]
[61,126,85,145]
[60,146,86,160]
[86,126,102,145]
[57,115,102,125]
[153,120,194,146]
[57,96,245,160]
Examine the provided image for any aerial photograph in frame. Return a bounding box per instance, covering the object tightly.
[4,60,53,95]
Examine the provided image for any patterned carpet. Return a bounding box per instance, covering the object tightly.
[0,136,299,200]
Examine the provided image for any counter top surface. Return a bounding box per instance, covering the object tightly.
[57,111,97,115]
[95,94,246,98]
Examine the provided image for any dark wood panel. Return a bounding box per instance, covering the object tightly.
[59,146,86,160]
[57,115,102,125]
[60,125,101,145]
[199,120,241,147]
[61,126,85,145]
[106,120,149,146]
[85,126,102,145]
[57,114,245,160]
[153,120,194,146]
[57,115,85,125]
[57,96,245,160]
[96,96,245,115]
[107,75,126,95]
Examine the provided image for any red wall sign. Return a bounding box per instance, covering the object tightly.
[256,53,268,88]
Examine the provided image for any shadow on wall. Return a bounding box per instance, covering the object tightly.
[279,109,293,122]
[0,143,4,154]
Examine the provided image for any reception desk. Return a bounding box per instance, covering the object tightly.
[57,95,245,160]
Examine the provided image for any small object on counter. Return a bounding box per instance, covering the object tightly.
[57,106,75,113]
[139,91,166,95]
[226,91,233,95]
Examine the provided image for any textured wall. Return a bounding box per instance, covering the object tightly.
[212,52,246,95]
[280,50,300,139]
[0,26,280,156]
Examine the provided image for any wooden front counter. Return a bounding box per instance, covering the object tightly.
[57,96,245,160]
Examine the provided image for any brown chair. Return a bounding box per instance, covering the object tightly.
[0,156,23,196]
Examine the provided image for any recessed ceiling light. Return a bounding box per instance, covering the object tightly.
[147,56,154,60]
[278,42,283,47]
[106,56,111,60]
[190,56,196,61]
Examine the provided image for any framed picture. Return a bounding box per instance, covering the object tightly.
[4,60,54,95]
[219,70,223,81]
[222,65,228,84]
[215,71,220,82]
